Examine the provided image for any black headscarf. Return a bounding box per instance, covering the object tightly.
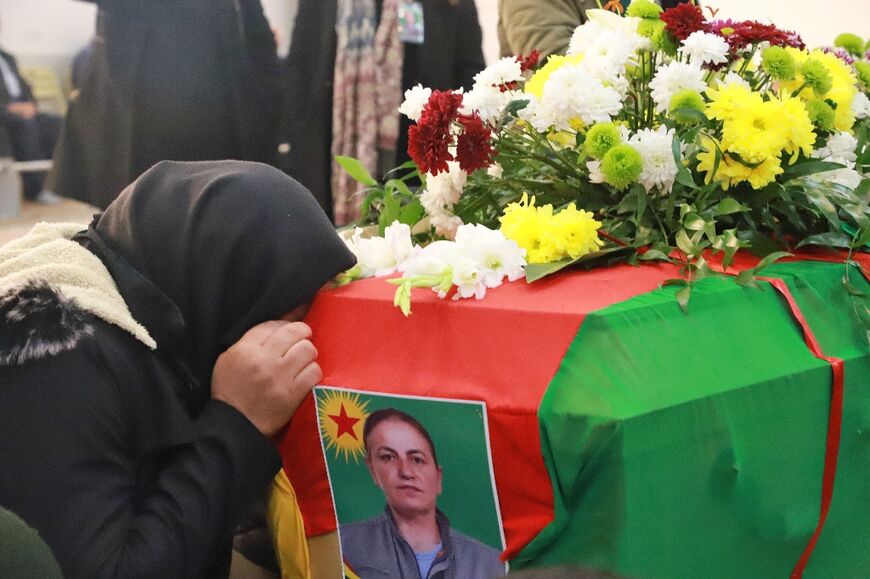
[76,160,356,408]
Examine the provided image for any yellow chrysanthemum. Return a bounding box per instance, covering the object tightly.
[721,156,784,189]
[550,204,604,259]
[525,53,585,99]
[720,99,788,164]
[777,93,816,162]
[705,82,761,122]
[696,136,784,190]
[499,193,602,263]
[781,48,858,131]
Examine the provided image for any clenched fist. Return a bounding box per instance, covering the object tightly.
[211,320,322,436]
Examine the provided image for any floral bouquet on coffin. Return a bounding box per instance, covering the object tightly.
[337,1,870,316]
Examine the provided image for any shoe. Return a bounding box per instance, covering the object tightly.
[32,190,63,205]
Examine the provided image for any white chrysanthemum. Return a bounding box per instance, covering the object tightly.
[852,92,870,120]
[628,126,679,193]
[487,163,504,178]
[398,240,481,298]
[716,71,751,89]
[517,95,558,132]
[650,61,706,113]
[454,224,526,290]
[420,162,467,239]
[541,65,623,128]
[813,132,858,165]
[397,84,432,121]
[347,221,414,278]
[568,15,649,81]
[586,160,605,183]
[461,87,524,124]
[680,31,729,65]
[473,56,524,89]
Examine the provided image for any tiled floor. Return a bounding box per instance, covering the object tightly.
[0,197,97,246]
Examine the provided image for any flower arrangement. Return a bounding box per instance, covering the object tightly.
[337,2,870,315]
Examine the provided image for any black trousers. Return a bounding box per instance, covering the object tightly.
[0,111,62,199]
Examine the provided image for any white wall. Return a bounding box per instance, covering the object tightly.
[0,0,865,69]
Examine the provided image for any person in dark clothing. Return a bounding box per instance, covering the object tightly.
[0,160,356,578]
[278,0,485,224]
[0,47,62,204]
[69,41,94,94]
[49,0,281,209]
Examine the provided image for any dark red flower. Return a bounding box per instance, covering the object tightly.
[418,90,463,131]
[407,90,464,174]
[455,114,495,173]
[660,3,706,42]
[728,21,804,52]
[518,50,540,72]
[408,122,453,175]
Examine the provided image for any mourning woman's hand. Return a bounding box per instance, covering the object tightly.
[211,320,322,436]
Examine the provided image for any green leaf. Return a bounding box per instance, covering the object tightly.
[675,228,695,256]
[781,160,845,181]
[505,99,530,117]
[638,249,672,262]
[662,278,688,287]
[752,250,793,274]
[335,156,378,186]
[524,246,635,283]
[734,270,761,289]
[682,213,707,231]
[398,198,425,227]
[843,278,866,297]
[795,232,852,249]
[716,198,749,215]
[675,285,691,313]
[525,259,574,283]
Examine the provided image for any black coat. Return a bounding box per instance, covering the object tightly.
[278,0,485,220]
[49,0,281,209]
[0,289,279,578]
[0,49,35,106]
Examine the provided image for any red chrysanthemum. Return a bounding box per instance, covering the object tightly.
[659,3,706,42]
[408,121,453,175]
[418,90,463,131]
[518,50,540,73]
[407,90,464,174]
[455,114,495,173]
[728,21,805,52]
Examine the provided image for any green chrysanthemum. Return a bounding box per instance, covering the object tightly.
[651,24,679,56]
[585,122,622,159]
[854,61,870,90]
[803,99,836,132]
[600,144,643,191]
[761,46,797,81]
[637,19,664,41]
[626,0,662,20]
[834,33,865,56]
[800,59,833,96]
[669,89,706,124]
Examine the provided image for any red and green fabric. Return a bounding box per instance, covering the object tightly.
[279,254,870,577]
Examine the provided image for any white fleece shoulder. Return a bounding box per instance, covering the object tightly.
[0,222,156,349]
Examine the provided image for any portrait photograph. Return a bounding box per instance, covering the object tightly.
[313,387,507,579]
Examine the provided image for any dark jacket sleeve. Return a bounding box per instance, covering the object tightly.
[453,0,486,91]
[3,51,35,103]
[0,333,281,579]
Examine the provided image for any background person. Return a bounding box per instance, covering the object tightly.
[0,41,62,204]
[340,408,505,579]
[49,0,281,210]
[0,160,355,578]
[279,0,485,224]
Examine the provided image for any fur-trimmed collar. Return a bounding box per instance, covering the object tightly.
[0,222,155,368]
[0,280,96,367]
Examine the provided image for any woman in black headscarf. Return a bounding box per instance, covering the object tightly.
[0,161,355,578]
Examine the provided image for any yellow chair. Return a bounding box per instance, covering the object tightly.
[18,66,67,115]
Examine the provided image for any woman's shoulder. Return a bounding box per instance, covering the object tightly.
[0,279,149,371]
